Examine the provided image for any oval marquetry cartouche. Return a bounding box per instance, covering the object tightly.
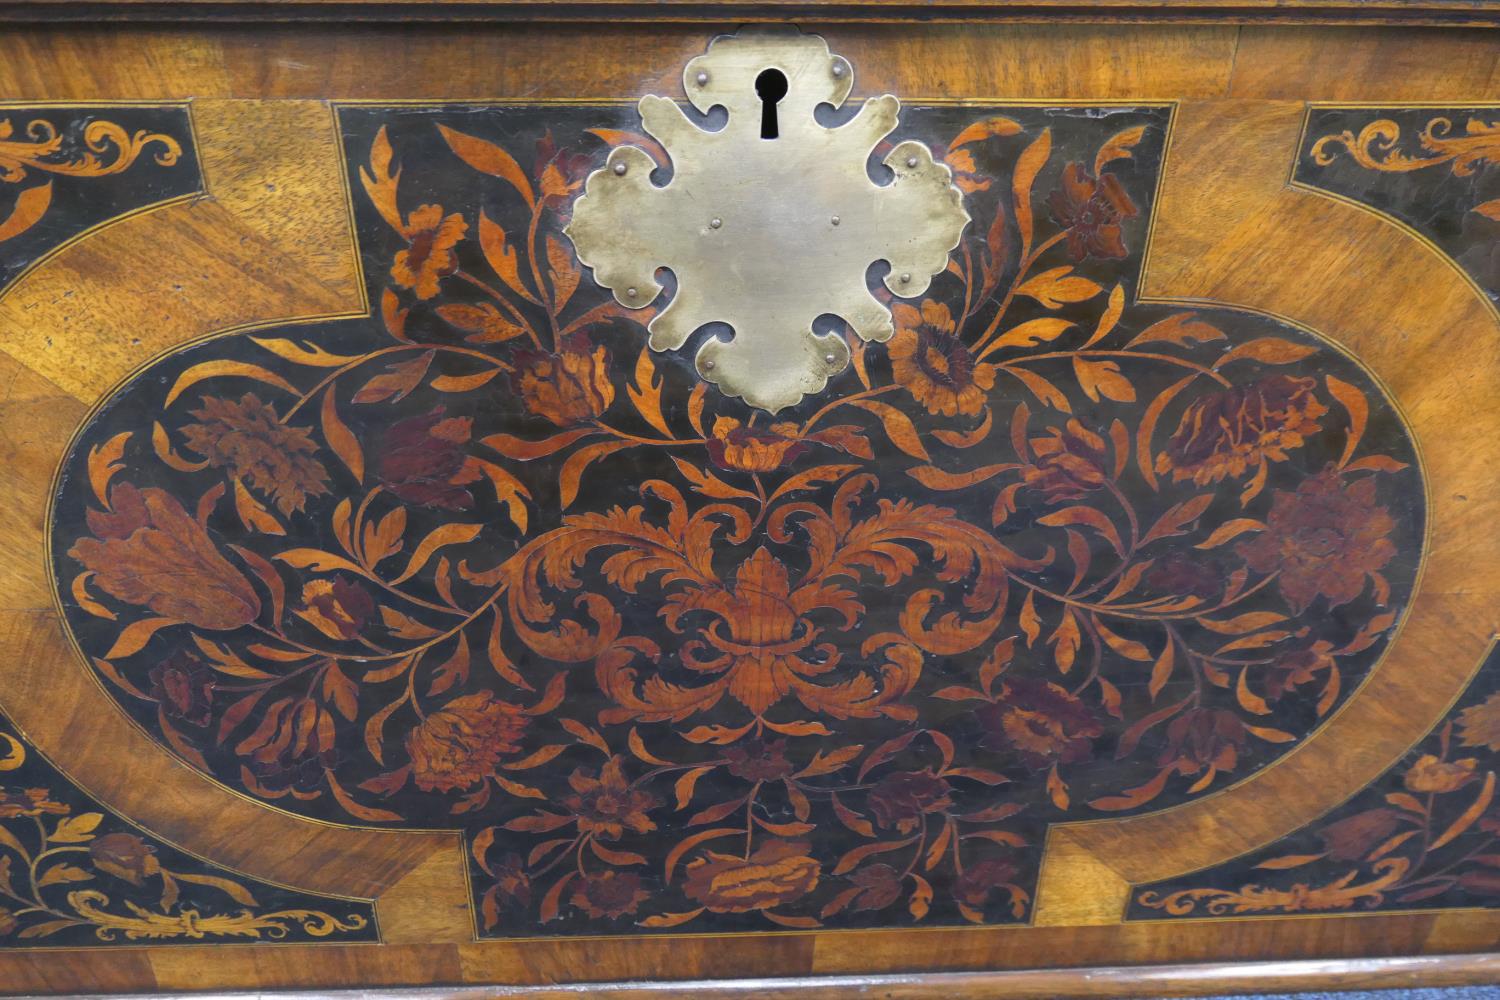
[49,93,1423,938]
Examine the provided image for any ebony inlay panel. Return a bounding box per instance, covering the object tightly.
[47,102,1425,938]
[0,711,374,948]
[1298,105,1500,302]
[0,104,198,293]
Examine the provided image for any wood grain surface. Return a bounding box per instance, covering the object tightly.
[2,0,1500,27]
[0,16,1498,997]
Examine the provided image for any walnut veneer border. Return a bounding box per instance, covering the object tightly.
[2,0,1500,25]
[43,952,1500,999]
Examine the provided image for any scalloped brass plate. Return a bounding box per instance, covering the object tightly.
[565,27,971,412]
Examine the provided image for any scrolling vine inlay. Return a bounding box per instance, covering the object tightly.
[0,105,195,291]
[48,99,1423,937]
[1132,644,1500,919]
[0,713,373,948]
[1300,106,1500,303]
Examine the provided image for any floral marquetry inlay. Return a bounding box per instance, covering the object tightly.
[0,715,373,947]
[49,98,1424,938]
[1132,646,1500,919]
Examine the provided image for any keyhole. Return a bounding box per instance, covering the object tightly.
[755,68,788,140]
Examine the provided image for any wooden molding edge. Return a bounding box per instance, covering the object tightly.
[2,0,1500,23]
[48,952,1500,998]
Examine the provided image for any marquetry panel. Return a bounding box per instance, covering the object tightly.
[0,709,375,947]
[0,103,198,291]
[0,16,1499,997]
[1295,105,1500,303]
[42,97,1431,939]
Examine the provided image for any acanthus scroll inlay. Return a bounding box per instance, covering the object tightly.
[44,92,1429,939]
[0,114,181,245]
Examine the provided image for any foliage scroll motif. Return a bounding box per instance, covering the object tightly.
[1312,113,1500,221]
[0,114,182,245]
[0,718,372,947]
[49,102,1423,936]
[1133,649,1500,919]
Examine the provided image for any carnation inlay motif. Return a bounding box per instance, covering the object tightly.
[49,98,1425,938]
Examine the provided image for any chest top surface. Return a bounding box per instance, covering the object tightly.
[0,13,1497,997]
